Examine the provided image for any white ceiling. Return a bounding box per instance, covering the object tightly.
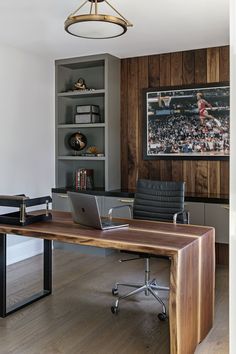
[0,0,229,60]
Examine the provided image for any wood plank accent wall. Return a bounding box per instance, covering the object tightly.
[120,46,229,194]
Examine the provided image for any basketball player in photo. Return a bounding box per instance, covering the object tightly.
[196,92,221,127]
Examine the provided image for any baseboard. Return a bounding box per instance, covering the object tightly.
[7,239,43,265]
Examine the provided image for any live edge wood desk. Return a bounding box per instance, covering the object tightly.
[0,211,215,354]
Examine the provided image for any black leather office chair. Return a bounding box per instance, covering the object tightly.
[110,179,189,320]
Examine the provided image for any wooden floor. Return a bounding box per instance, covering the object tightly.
[0,250,229,354]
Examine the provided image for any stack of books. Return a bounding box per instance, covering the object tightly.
[75,169,94,190]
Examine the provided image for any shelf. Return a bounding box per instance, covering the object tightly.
[57,123,105,129]
[57,156,106,161]
[55,54,120,191]
[57,89,105,98]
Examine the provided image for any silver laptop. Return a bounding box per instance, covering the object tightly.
[68,192,129,230]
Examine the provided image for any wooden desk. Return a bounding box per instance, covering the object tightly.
[0,211,215,354]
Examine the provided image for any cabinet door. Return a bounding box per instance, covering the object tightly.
[184,202,205,225]
[52,193,103,214]
[205,203,229,244]
[52,193,70,211]
[103,197,134,218]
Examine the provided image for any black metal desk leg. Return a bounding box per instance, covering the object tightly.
[0,234,6,317]
[44,239,52,292]
[0,237,52,317]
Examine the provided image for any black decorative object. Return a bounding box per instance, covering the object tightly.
[68,131,87,151]
[0,195,52,226]
[74,77,87,91]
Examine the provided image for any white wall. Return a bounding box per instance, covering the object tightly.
[0,44,54,263]
[230,0,236,351]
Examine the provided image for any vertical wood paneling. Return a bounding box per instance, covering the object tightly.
[148,55,161,180]
[148,55,160,88]
[195,49,207,84]
[208,161,221,195]
[183,161,195,193]
[220,161,230,195]
[219,46,230,82]
[149,162,161,180]
[120,46,229,195]
[160,160,172,181]
[160,54,171,86]
[138,56,150,180]
[120,59,129,189]
[183,51,195,85]
[172,161,183,182]
[194,162,208,194]
[207,47,220,83]
[215,243,229,265]
[127,58,139,189]
[170,52,183,86]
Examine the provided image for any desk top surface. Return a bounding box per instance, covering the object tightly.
[0,211,214,256]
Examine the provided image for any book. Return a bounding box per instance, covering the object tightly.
[75,169,94,190]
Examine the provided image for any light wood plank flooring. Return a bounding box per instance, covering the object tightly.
[0,249,229,354]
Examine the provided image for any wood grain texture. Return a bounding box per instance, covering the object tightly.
[194,161,208,194]
[127,58,139,189]
[120,59,129,189]
[160,53,171,86]
[120,46,229,195]
[0,210,215,354]
[138,56,149,180]
[208,161,221,195]
[198,229,215,341]
[183,161,196,193]
[170,52,183,86]
[219,46,230,82]
[220,161,230,195]
[216,242,229,265]
[174,241,199,353]
[0,210,213,255]
[195,48,207,84]
[207,47,220,83]
[183,50,195,85]
[148,54,160,88]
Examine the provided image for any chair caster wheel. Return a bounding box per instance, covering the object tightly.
[158,312,167,321]
[112,288,118,296]
[111,306,119,314]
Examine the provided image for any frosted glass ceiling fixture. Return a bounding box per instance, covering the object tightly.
[64,0,133,39]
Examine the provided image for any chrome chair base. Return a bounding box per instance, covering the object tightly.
[111,258,169,320]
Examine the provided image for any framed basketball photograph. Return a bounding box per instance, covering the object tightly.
[143,83,230,160]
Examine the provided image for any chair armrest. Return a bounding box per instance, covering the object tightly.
[108,205,133,221]
[173,210,190,224]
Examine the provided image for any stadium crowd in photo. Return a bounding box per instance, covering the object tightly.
[146,86,230,157]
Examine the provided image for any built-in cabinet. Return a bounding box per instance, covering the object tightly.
[205,203,229,244]
[185,202,229,243]
[184,202,205,226]
[55,54,121,191]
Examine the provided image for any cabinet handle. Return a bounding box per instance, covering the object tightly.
[221,205,229,210]
[118,199,134,203]
[58,194,68,199]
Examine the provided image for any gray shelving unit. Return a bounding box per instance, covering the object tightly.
[55,54,121,191]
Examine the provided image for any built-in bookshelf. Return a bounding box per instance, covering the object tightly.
[55,54,121,190]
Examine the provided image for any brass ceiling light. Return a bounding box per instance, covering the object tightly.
[64,0,133,39]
